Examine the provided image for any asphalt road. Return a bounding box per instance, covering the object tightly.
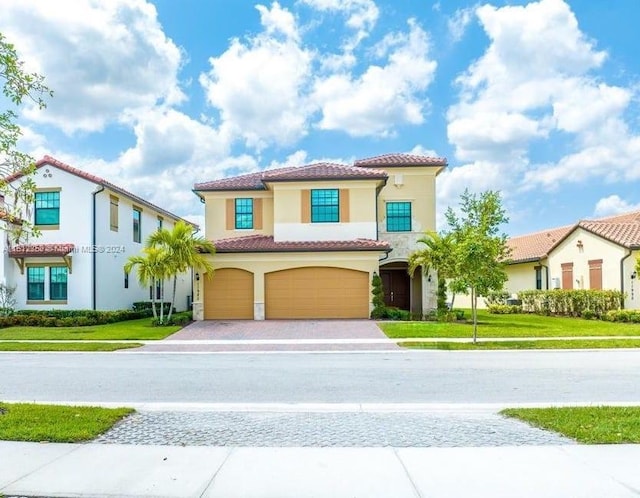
[1,350,640,404]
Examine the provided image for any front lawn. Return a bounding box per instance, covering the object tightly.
[401,339,640,350]
[501,406,640,444]
[0,402,133,442]
[0,342,142,351]
[0,317,180,341]
[381,310,640,338]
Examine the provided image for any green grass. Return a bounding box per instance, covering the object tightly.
[0,342,142,351]
[401,339,640,350]
[381,310,640,339]
[501,406,640,444]
[0,402,133,443]
[0,317,180,341]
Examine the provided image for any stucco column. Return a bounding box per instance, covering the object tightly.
[254,271,265,320]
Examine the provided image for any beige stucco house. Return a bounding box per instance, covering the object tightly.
[457,210,640,309]
[192,153,446,320]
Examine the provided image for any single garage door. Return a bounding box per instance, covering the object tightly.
[204,268,254,319]
[265,267,369,319]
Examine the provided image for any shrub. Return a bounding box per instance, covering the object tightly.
[484,290,510,306]
[518,289,623,317]
[152,311,192,326]
[604,310,640,323]
[370,274,386,319]
[453,309,466,321]
[488,304,522,314]
[0,308,154,328]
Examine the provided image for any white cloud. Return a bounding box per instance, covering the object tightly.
[447,0,640,207]
[256,1,300,42]
[0,0,184,134]
[264,150,309,170]
[313,19,437,137]
[594,195,640,217]
[301,0,379,47]
[447,6,474,42]
[200,2,313,149]
[409,145,439,157]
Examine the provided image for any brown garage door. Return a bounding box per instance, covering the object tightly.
[203,268,254,319]
[265,267,369,319]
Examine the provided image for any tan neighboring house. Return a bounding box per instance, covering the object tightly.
[192,153,447,320]
[456,210,640,309]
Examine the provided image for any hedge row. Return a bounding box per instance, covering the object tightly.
[518,289,623,317]
[487,304,522,314]
[0,309,153,328]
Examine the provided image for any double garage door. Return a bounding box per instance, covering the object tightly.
[203,267,369,319]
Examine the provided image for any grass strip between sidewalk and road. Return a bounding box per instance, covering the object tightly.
[501,406,640,444]
[0,402,134,443]
[400,339,640,350]
[381,311,640,339]
[0,342,142,352]
[0,317,180,341]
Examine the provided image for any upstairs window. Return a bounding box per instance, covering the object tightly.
[133,207,142,243]
[157,216,163,230]
[50,267,68,301]
[35,191,60,226]
[235,198,253,229]
[27,267,45,301]
[386,202,411,232]
[311,189,339,223]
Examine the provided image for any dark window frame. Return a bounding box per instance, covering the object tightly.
[27,266,45,301]
[34,191,60,226]
[386,201,412,232]
[311,189,339,223]
[235,198,254,229]
[133,207,142,243]
[49,267,68,301]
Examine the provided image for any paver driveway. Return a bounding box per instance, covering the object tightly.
[134,320,399,352]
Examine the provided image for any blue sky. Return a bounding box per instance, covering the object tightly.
[2,0,640,235]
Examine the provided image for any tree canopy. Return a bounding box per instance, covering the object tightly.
[0,31,52,242]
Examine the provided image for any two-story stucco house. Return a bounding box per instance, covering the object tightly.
[458,210,640,309]
[1,156,194,311]
[192,153,446,320]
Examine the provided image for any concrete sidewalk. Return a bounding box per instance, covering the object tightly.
[2,442,639,497]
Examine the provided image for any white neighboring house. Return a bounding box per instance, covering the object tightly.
[1,156,195,311]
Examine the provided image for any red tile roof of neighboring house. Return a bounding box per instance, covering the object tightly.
[578,221,640,248]
[507,209,640,264]
[212,235,391,253]
[194,163,387,192]
[507,226,574,263]
[354,153,447,168]
[9,243,75,258]
[6,156,196,228]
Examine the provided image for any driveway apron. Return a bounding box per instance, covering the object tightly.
[133,320,399,352]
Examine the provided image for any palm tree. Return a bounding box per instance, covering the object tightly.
[408,231,458,311]
[124,246,170,321]
[147,220,215,321]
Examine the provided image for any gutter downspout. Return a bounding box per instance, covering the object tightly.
[620,249,634,309]
[92,185,105,310]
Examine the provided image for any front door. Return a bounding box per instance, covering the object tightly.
[380,270,410,310]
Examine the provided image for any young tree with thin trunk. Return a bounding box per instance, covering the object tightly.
[1,32,52,242]
[147,220,215,321]
[445,190,511,343]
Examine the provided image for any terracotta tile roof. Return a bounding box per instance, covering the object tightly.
[194,171,267,191]
[6,156,196,228]
[213,234,391,253]
[579,221,640,248]
[354,153,447,168]
[507,225,574,263]
[194,163,387,192]
[507,209,640,263]
[9,243,74,258]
